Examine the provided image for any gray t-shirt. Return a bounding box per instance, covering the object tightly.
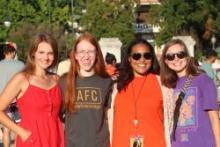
[61,74,112,147]
[0,59,24,93]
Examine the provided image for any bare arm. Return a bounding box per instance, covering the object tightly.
[0,73,31,141]
[208,110,220,147]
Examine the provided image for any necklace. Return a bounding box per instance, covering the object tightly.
[131,76,147,130]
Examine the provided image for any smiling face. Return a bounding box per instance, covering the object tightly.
[75,40,97,76]
[34,42,54,70]
[165,44,188,77]
[128,43,152,77]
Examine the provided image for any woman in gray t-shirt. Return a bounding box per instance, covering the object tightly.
[60,33,112,147]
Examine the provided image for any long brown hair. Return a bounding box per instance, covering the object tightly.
[23,32,58,76]
[64,33,108,112]
[160,39,200,88]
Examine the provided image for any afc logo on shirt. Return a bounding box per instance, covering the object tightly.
[75,87,102,109]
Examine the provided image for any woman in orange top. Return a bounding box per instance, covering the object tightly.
[111,39,170,147]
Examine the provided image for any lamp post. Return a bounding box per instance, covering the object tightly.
[48,0,51,32]
[70,0,75,39]
[211,35,216,50]
[4,16,11,41]
[4,17,11,28]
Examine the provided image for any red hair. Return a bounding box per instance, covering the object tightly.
[64,33,108,112]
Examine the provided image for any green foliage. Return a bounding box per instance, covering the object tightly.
[149,0,220,49]
[194,48,205,62]
[0,0,69,62]
[0,0,137,62]
[80,0,136,48]
[215,47,220,58]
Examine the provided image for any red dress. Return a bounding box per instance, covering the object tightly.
[16,83,64,147]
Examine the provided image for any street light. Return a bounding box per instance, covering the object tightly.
[82,9,87,14]
[4,16,11,28]
[4,16,11,41]
[211,35,216,50]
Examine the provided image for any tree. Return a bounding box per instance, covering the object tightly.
[0,0,138,61]
[0,0,69,61]
[80,0,137,48]
[149,0,220,51]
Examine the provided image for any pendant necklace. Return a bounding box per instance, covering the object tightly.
[131,76,147,133]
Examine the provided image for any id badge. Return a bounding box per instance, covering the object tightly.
[130,136,144,147]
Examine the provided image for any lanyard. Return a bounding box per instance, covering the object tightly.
[131,77,147,134]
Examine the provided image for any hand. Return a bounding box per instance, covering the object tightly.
[20,129,32,142]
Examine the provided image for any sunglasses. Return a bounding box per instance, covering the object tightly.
[165,51,188,61]
[131,52,152,60]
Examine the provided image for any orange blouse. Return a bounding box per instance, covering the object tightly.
[112,74,166,147]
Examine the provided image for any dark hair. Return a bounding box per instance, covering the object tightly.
[117,38,160,91]
[3,44,16,55]
[65,32,109,112]
[0,44,4,60]
[160,39,201,88]
[205,50,217,59]
[105,52,116,64]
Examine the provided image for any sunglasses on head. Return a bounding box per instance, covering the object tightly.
[130,52,152,60]
[165,51,188,61]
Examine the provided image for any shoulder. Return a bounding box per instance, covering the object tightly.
[155,74,161,83]
[59,73,67,88]
[155,74,173,91]
[17,60,25,66]
[104,76,112,82]
[10,60,25,68]
[0,60,7,66]
[15,59,24,64]
[148,73,159,82]
[0,62,4,68]
[149,73,158,78]
[195,73,212,82]
[16,60,25,68]
[59,73,67,84]
[8,72,28,88]
[94,74,111,80]
[12,72,27,83]
[0,60,5,64]
[60,73,67,80]
[193,73,215,88]
[94,75,113,88]
[100,76,112,84]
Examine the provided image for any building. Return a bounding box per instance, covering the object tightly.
[135,0,161,45]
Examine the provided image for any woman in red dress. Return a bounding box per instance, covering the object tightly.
[0,32,64,147]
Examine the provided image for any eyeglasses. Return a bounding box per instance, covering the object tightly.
[165,51,188,61]
[130,52,152,60]
[76,50,96,56]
